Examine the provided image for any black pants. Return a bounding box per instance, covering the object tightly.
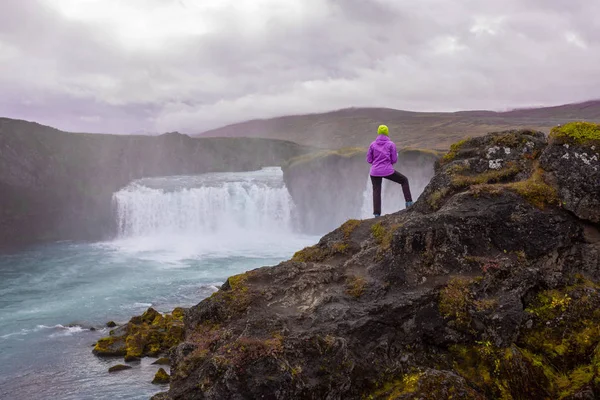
[371,171,413,215]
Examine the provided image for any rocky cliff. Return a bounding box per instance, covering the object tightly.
[0,118,314,250]
[283,148,440,233]
[154,123,600,399]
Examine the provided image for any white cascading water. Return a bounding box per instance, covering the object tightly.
[111,167,304,260]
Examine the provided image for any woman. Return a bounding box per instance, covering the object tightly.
[366,125,413,217]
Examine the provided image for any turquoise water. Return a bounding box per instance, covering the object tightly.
[0,168,320,399]
[0,236,316,399]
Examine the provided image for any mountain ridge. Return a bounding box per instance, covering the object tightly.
[196,100,600,150]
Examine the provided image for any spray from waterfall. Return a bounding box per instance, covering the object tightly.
[110,167,312,259]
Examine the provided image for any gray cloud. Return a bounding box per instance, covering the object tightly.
[0,0,598,134]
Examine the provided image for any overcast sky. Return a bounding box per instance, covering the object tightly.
[0,0,598,134]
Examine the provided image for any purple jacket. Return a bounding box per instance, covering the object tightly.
[366,135,398,177]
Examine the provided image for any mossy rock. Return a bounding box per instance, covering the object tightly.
[446,276,600,399]
[171,307,185,321]
[140,308,161,324]
[93,336,127,357]
[108,364,132,373]
[550,122,600,146]
[93,307,185,361]
[152,357,171,366]
[106,321,117,328]
[152,368,171,384]
[370,369,486,399]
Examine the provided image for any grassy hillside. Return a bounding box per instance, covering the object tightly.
[196,100,600,150]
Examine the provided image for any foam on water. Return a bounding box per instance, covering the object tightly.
[0,167,319,399]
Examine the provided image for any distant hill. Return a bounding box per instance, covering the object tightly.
[196,100,600,150]
[0,118,313,250]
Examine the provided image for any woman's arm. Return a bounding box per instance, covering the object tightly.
[366,145,374,164]
[390,142,398,164]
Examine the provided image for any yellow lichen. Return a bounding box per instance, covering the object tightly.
[550,122,600,146]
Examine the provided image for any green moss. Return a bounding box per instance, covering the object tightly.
[474,298,498,312]
[427,188,450,210]
[505,166,558,209]
[550,122,600,146]
[491,133,523,148]
[152,367,170,384]
[226,273,249,291]
[332,242,349,254]
[446,162,471,175]
[220,334,284,367]
[171,307,185,321]
[341,219,361,240]
[292,241,349,263]
[439,277,600,399]
[451,344,552,399]
[346,276,367,298]
[451,163,521,189]
[439,277,475,328]
[93,336,126,357]
[469,184,503,198]
[369,372,423,399]
[371,222,400,252]
[93,307,185,361]
[292,245,327,262]
[441,138,470,164]
[208,272,255,315]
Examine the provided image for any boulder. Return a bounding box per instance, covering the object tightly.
[108,364,132,373]
[92,307,184,361]
[152,368,170,384]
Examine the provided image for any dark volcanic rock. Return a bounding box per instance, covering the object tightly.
[108,364,132,373]
[161,129,599,399]
[540,141,600,223]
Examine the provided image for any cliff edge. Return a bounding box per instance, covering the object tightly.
[156,124,600,399]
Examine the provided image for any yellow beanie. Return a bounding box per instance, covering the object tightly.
[378,125,389,136]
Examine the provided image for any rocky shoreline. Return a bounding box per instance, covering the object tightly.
[92,123,600,399]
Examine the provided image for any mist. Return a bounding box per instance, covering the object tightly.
[1,0,599,133]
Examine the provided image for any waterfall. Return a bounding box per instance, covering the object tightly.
[113,167,297,238]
